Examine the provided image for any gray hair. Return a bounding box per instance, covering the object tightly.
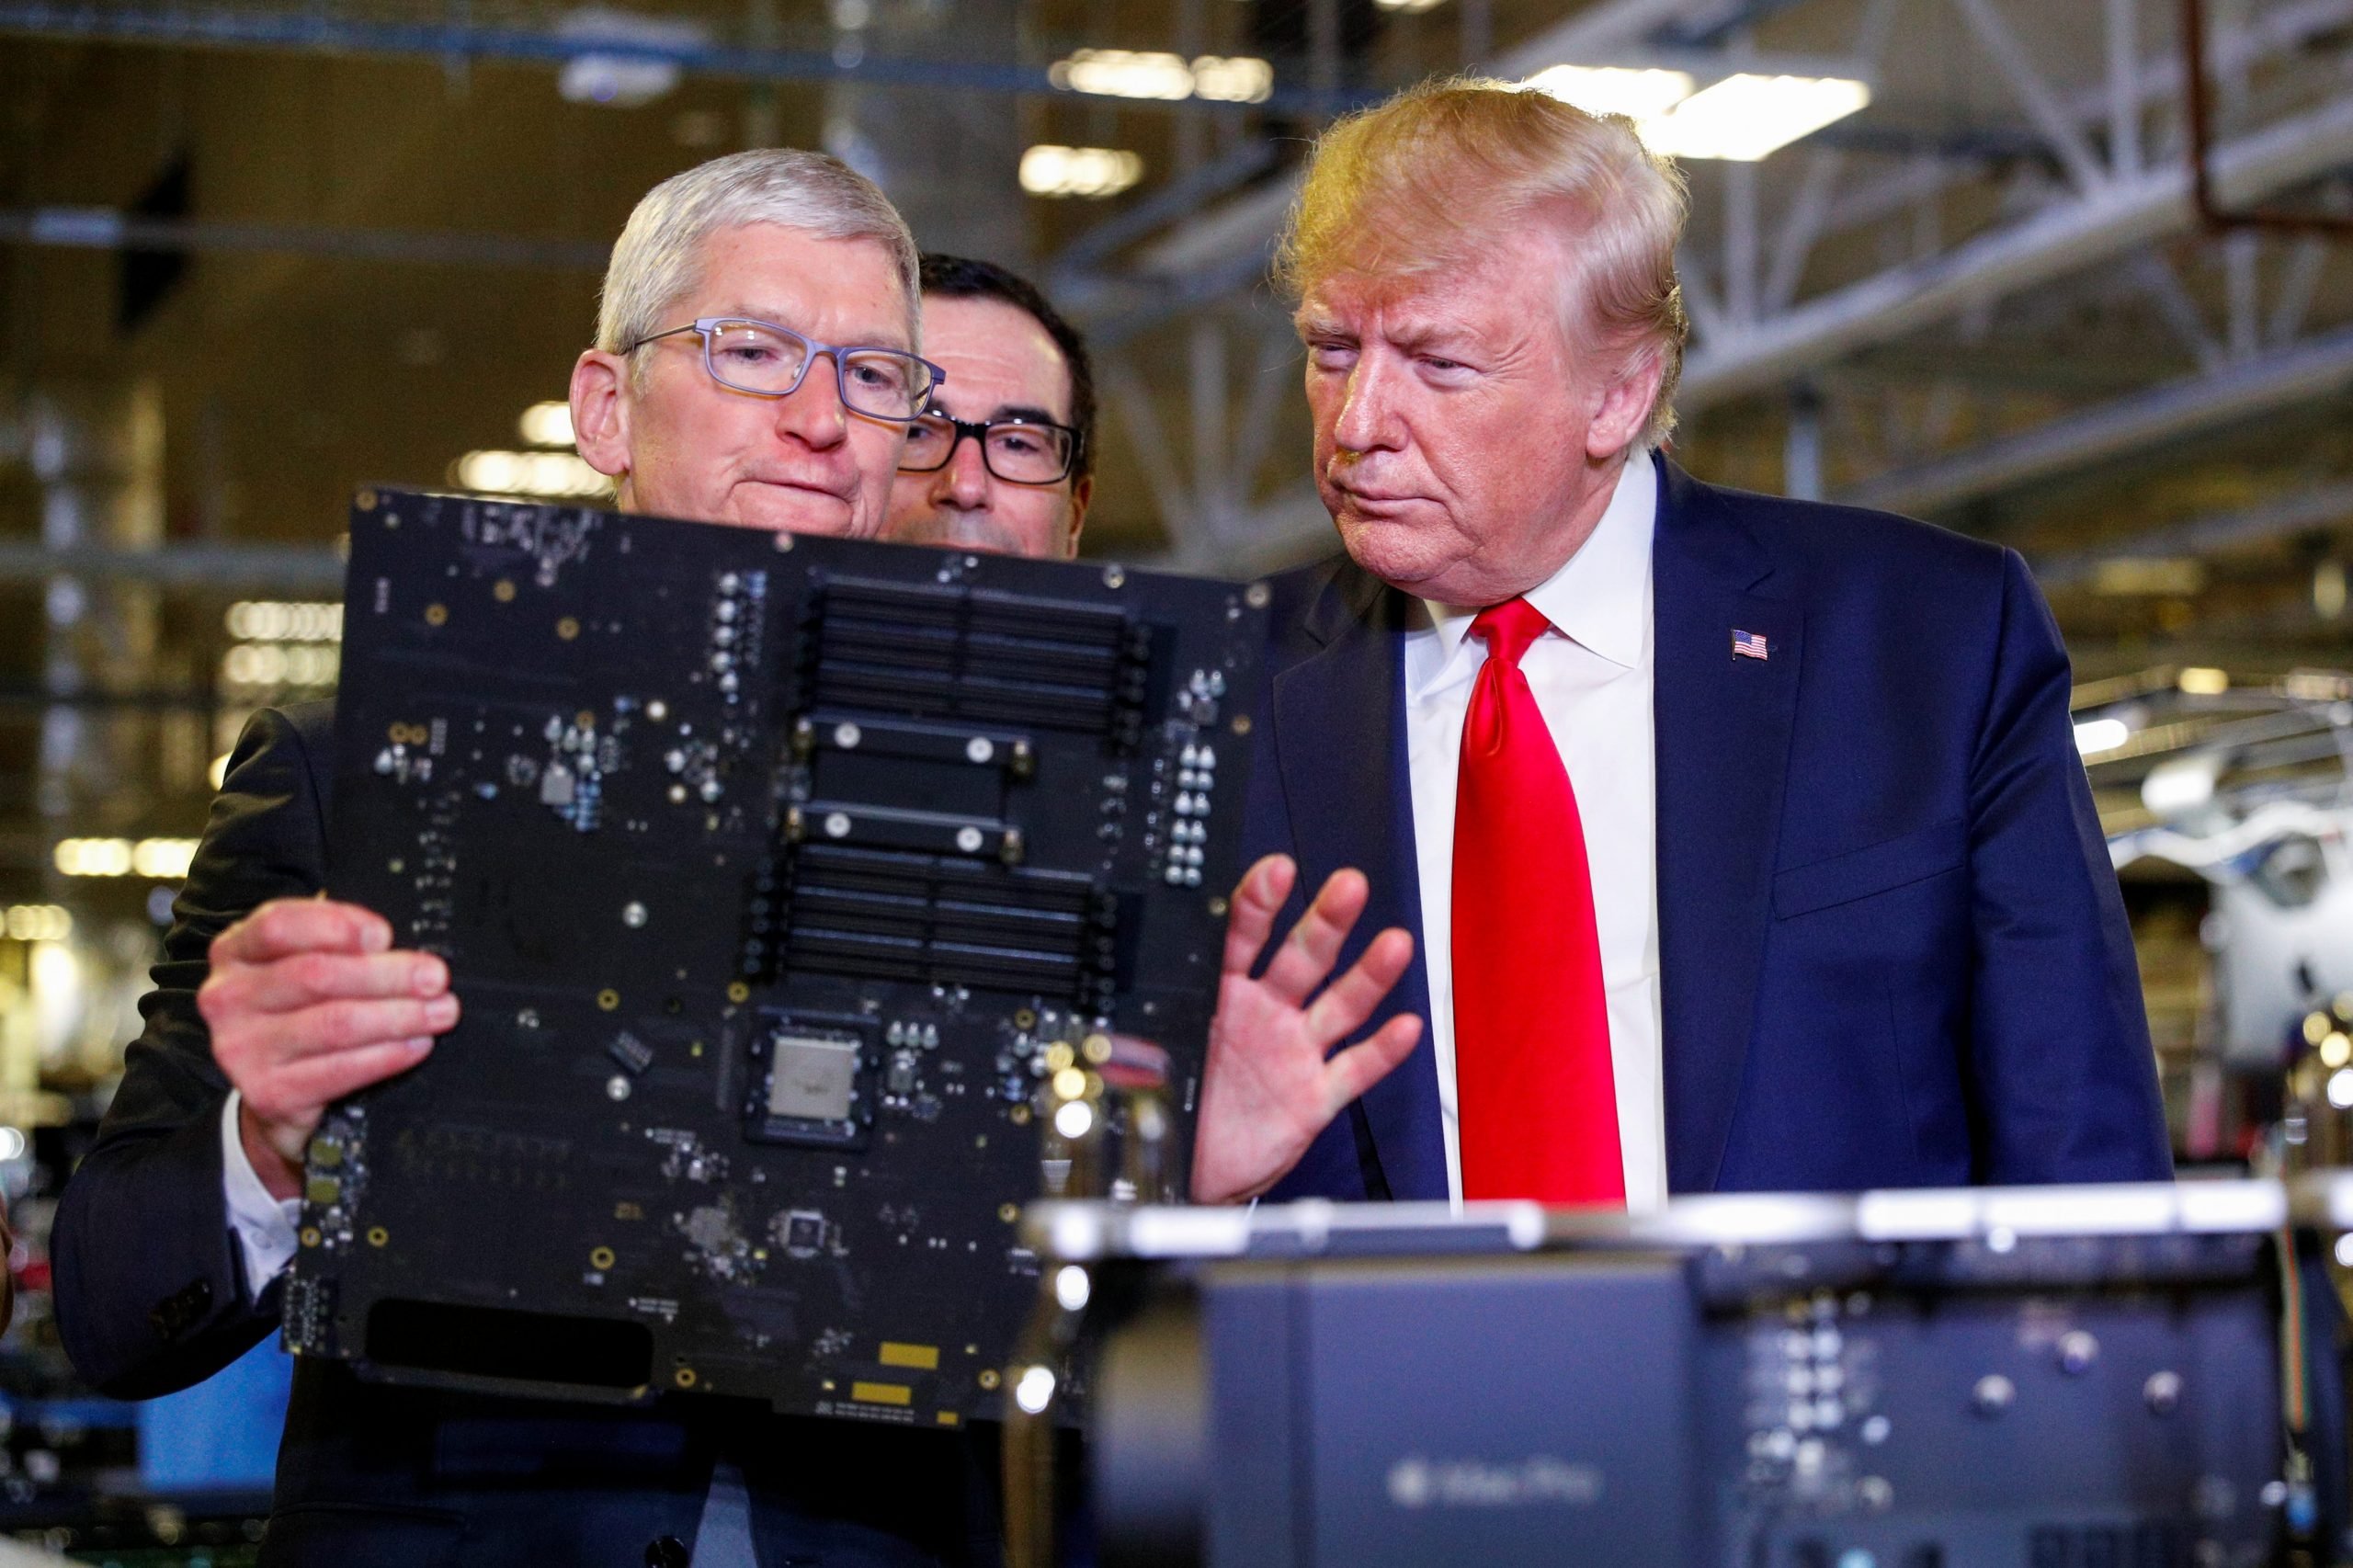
[595,148,921,365]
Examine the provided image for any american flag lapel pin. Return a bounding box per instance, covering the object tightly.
[1731,629,1770,662]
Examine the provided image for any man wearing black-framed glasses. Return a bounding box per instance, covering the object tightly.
[883,256,1096,560]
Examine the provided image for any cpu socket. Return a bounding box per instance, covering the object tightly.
[743,1014,878,1151]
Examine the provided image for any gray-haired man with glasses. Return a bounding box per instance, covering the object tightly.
[55,149,1009,1568]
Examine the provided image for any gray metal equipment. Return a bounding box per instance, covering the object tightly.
[1028,1181,2352,1568]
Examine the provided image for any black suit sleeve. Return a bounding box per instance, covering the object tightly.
[52,703,335,1399]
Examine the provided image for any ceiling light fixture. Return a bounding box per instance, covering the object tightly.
[2073,717,2132,757]
[518,402,575,448]
[1,905,72,942]
[454,449,613,499]
[1046,50,1273,104]
[1521,65,1870,160]
[1522,64,1697,122]
[1049,50,1196,100]
[224,601,343,643]
[1190,56,1273,103]
[554,6,708,108]
[1020,146,1146,199]
[54,837,200,879]
[1640,73,1871,162]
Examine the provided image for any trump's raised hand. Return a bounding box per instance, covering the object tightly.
[1190,855,1423,1204]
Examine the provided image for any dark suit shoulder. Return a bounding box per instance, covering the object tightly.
[1673,467,2010,605]
[53,703,335,1395]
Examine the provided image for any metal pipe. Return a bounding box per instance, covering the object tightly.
[0,1,1369,119]
[0,209,606,269]
[2180,0,2353,235]
[1839,323,2353,517]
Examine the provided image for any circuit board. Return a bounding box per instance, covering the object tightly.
[280,487,1265,1426]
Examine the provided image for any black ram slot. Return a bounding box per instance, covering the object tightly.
[931,906,1086,949]
[811,579,1133,738]
[783,927,926,981]
[823,580,965,627]
[966,590,1127,646]
[928,944,1082,990]
[782,845,1103,997]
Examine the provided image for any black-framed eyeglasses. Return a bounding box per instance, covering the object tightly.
[626,316,945,423]
[896,412,1081,485]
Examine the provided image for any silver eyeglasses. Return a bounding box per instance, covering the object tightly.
[626,316,945,423]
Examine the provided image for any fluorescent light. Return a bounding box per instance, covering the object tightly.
[55,837,199,879]
[454,449,613,499]
[1044,50,1272,104]
[1191,55,1273,102]
[519,401,574,448]
[1641,73,1870,161]
[1,905,72,942]
[1049,49,1195,100]
[2177,666,2230,696]
[1522,64,1696,122]
[553,6,707,108]
[222,642,340,689]
[1376,0,1447,10]
[2140,753,2222,818]
[1020,145,1145,199]
[2073,717,2131,756]
[224,600,342,643]
[2091,557,2205,596]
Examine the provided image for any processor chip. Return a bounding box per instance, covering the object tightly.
[767,1034,859,1122]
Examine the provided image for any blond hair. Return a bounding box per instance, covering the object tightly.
[1276,76,1690,447]
[597,149,920,367]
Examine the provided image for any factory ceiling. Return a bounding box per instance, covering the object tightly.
[1,0,2349,895]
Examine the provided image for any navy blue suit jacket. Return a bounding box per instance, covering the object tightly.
[1248,456,2173,1203]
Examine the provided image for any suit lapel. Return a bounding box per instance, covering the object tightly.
[1271,566,1448,1201]
[1651,458,1804,1194]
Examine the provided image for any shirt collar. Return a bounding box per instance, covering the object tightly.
[1405,454,1658,701]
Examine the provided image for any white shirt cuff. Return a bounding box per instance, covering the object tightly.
[220,1090,301,1298]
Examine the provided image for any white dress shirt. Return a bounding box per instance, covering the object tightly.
[221,1091,302,1296]
[1404,455,1666,1213]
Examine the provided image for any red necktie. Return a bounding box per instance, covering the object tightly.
[1451,597,1624,1206]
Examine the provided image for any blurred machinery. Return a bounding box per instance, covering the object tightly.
[2081,665,2353,1166]
[1038,1180,2353,1568]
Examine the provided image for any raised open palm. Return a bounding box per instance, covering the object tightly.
[1190,855,1424,1204]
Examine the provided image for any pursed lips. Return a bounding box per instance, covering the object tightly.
[742,473,854,502]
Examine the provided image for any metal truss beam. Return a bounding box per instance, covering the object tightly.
[2032,479,2353,591]
[1681,91,2353,413]
[0,542,347,592]
[1838,323,2353,517]
[0,0,1368,118]
[0,209,606,270]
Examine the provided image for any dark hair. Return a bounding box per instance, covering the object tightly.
[917,253,1097,482]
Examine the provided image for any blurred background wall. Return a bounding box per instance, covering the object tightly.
[1,0,2351,1556]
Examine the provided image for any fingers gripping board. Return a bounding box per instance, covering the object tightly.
[281,489,1265,1425]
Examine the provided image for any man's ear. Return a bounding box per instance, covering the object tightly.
[1063,474,1093,560]
[1584,346,1667,464]
[571,350,632,484]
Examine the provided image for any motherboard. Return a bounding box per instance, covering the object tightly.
[280,487,1266,1426]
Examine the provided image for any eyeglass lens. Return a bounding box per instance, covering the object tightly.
[703,321,930,420]
[902,417,1074,483]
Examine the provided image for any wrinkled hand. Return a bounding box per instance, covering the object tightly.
[199,898,459,1200]
[1190,856,1422,1204]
